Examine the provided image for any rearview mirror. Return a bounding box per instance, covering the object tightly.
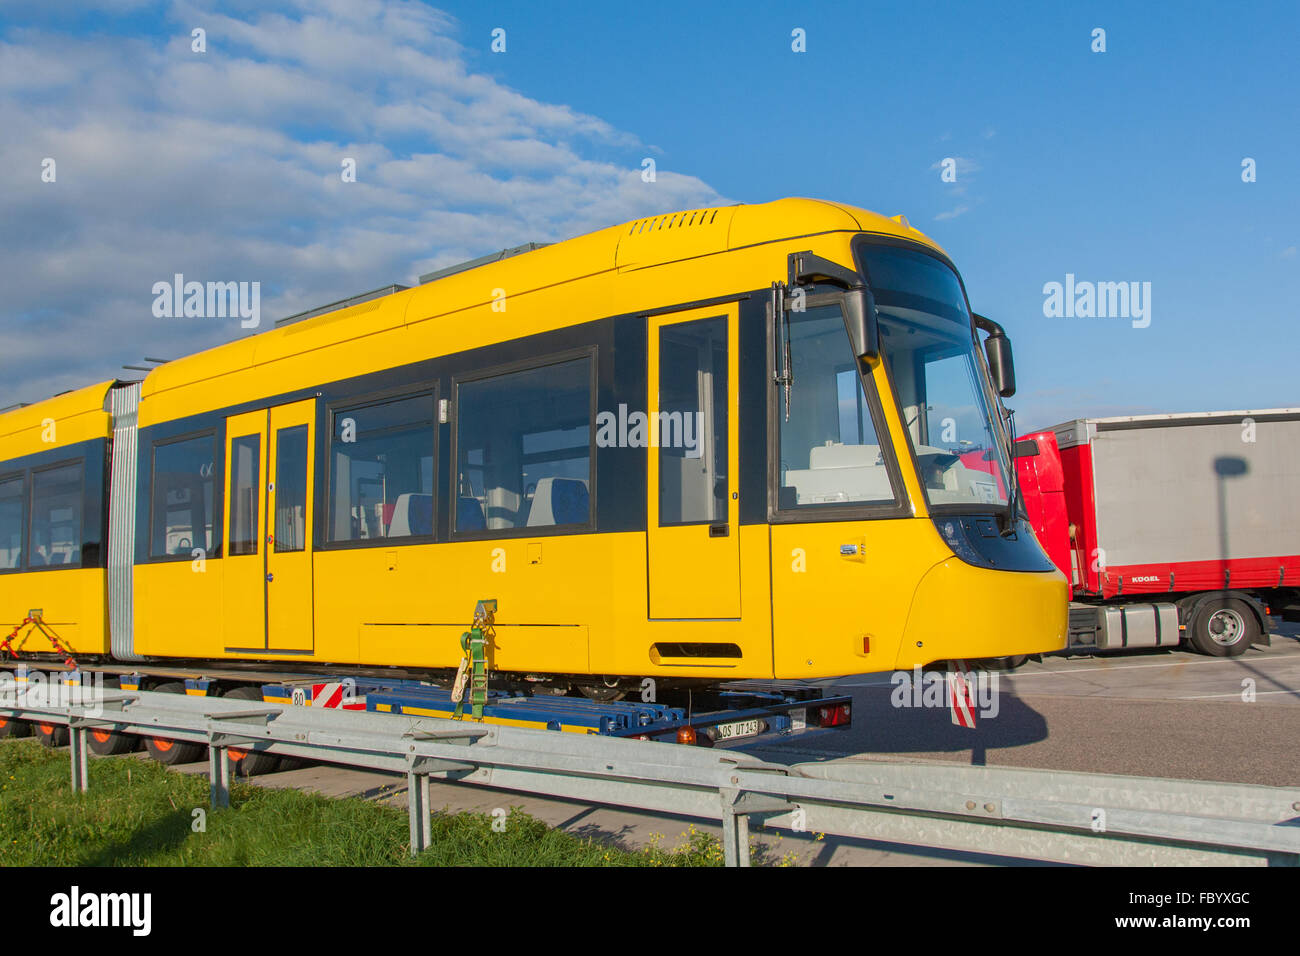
[983,330,1016,398]
[785,251,879,360]
[843,287,879,360]
[973,314,1016,398]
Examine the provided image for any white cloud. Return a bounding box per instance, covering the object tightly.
[0,1,728,404]
[934,204,971,222]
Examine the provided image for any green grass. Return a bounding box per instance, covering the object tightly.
[0,739,728,866]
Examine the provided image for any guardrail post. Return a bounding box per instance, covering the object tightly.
[407,770,432,856]
[69,725,89,794]
[719,788,751,868]
[209,746,231,809]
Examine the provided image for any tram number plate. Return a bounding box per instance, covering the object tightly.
[713,718,761,741]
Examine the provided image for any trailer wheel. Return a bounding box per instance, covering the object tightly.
[143,682,206,764]
[1188,599,1257,657]
[0,716,31,739]
[88,678,141,755]
[88,725,140,756]
[34,721,69,748]
[221,686,281,776]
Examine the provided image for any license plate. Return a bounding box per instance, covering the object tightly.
[713,718,762,741]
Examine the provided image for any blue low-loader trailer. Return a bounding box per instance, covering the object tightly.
[258,677,852,746]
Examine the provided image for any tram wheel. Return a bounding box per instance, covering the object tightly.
[576,677,628,702]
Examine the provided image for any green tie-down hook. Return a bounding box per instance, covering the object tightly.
[452,599,497,720]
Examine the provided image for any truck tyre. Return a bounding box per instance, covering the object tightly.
[221,686,281,776]
[143,682,206,764]
[1188,599,1258,657]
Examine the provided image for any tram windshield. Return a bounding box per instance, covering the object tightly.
[858,245,1010,510]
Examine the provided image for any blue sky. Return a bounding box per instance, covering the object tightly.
[1,0,1296,429]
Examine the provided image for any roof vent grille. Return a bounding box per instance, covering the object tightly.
[627,208,719,236]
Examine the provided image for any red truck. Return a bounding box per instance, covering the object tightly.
[1014,410,1300,657]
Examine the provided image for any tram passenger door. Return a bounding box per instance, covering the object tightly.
[646,305,741,618]
[224,410,268,650]
[266,401,315,651]
[222,399,316,653]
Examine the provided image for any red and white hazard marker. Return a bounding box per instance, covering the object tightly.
[298,681,365,711]
[947,659,976,728]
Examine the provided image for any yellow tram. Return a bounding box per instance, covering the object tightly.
[0,198,1066,701]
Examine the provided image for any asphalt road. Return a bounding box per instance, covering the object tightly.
[737,623,1300,787]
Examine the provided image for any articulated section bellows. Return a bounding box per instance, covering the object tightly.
[107,382,141,661]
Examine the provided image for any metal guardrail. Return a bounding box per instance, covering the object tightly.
[1,686,1297,867]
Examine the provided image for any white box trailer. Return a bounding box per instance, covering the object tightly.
[1017,409,1300,656]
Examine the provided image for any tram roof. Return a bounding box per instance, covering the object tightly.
[2,198,945,420]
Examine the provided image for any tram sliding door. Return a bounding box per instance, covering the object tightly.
[222,398,316,653]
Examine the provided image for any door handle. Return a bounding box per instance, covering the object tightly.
[840,543,862,556]
[709,524,729,538]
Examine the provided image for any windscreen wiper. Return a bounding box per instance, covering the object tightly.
[771,282,791,421]
[1000,407,1019,536]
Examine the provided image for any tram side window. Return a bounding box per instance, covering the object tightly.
[0,475,24,570]
[328,393,435,542]
[29,463,83,568]
[778,305,897,509]
[151,435,216,558]
[456,357,591,534]
[228,435,260,556]
[659,317,728,525]
[274,425,309,552]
